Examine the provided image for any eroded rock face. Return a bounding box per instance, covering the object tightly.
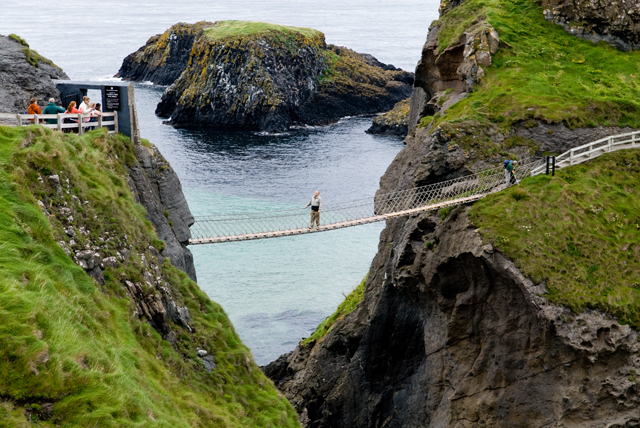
[0,34,68,113]
[265,206,640,427]
[366,98,411,136]
[117,22,213,86]
[542,0,640,51]
[409,25,499,130]
[127,143,197,282]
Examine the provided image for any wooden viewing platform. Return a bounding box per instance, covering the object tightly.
[0,112,118,135]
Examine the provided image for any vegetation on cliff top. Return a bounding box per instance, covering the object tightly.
[0,126,299,427]
[303,274,367,344]
[8,34,57,69]
[204,20,323,42]
[470,150,640,329]
[426,0,640,131]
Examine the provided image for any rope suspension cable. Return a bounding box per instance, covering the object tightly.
[189,158,544,244]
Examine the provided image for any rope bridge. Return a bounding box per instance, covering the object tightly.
[189,159,543,244]
[189,130,640,244]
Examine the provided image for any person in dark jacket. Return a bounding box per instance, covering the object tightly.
[504,160,519,187]
[42,98,65,125]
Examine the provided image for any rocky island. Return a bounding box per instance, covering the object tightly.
[117,21,414,132]
[264,0,640,426]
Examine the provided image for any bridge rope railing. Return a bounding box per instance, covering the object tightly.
[189,158,544,243]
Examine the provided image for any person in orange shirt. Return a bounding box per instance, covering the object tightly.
[27,97,42,123]
[65,101,82,133]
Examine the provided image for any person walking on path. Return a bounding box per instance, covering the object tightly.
[42,98,65,125]
[27,97,41,123]
[504,159,519,187]
[304,190,322,228]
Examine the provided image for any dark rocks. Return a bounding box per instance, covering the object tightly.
[127,144,197,281]
[202,355,216,372]
[265,206,640,427]
[366,98,410,136]
[119,22,413,132]
[542,0,640,51]
[0,34,68,114]
[117,22,213,85]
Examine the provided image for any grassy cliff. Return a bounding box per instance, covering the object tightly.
[423,0,640,131]
[470,149,640,328]
[0,126,299,427]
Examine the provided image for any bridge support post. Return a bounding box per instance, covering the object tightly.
[552,156,556,176]
[545,156,550,175]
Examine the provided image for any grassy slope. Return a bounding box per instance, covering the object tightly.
[204,20,323,41]
[0,126,299,427]
[304,275,367,344]
[470,150,640,327]
[425,0,640,130]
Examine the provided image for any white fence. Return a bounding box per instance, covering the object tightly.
[531,130,640,175]
[0,112,118,135]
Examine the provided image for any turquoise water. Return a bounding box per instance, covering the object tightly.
[1,0,439,364]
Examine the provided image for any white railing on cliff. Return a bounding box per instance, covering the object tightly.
[530,130,640,175]
[0,112,118,135]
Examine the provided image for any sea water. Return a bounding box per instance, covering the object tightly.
[1,0,439,364]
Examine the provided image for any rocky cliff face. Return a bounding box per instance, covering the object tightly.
[117,22,213,86]
[127,143,197,282]
[264,1,640,426]
[0,34,68,113]
[119,21,413,132]
[265,204,640,427]
[542,0,640,51]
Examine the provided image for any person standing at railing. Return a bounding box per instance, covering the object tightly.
[27,97,41,123]
[79,96,94,123]
[65,101,82,133]
[43,98,65,124]
[304,190,322,228]
[504,159,519,187]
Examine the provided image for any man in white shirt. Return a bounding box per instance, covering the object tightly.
[304,190,322,228]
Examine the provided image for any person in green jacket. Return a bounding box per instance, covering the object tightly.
[42,98,65,124]
[504,160,519,187]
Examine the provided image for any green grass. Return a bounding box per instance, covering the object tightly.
[424,0,640,130]
[204,20,323,41]
[469,149,640,327]
[0,126,300,427]
[304,274,367,344]
[8,34,57,69]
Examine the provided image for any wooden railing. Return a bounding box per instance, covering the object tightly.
[531,130,640,176]
[0,112,118,135]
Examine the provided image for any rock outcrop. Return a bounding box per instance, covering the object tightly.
[127,143,197,282]
[118,21,413,132]
[265,203,640,427]
[542,0,640,51]
[116,22,213,86]
[409,24,498,130]
[0,34,68,113]
[366,98,410,136]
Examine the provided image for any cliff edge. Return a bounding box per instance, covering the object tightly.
[264,0,640,426]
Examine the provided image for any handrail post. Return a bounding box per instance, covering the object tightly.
[57,114,62,132]
[552,156,556,176]
[609,136,612,152]
[545,156,550,175]
[16,114,21,127]
[633,133,636,148]
[78,113,83,135]
[114,111,118,134]
[98,114,102,129]
[570,149,573,165]
[34,114,38,125]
